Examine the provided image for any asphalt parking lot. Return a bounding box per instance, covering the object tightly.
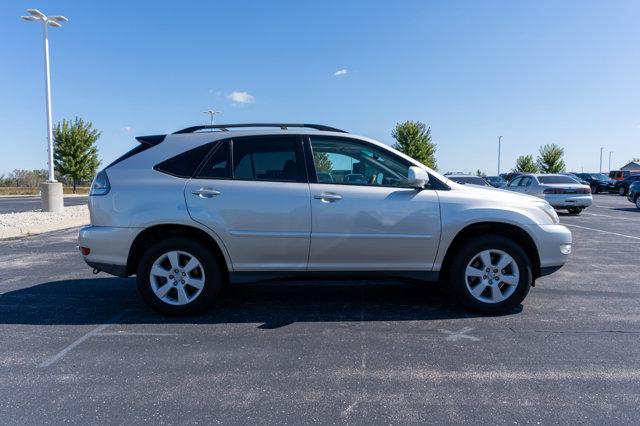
[0,195,88,213]
[1,194,639,424]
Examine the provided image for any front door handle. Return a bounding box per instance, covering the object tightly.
[192,188,221,198]
[314,192,343,202]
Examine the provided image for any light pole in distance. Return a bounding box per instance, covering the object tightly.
[203,110,220,126]
[21,8,68,212]
[497,136,502,175]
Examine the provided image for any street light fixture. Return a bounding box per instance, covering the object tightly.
[203,110,220,126]
[21,8,68,212]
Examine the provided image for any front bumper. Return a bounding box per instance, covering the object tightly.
[78,225,142,277]
[523,223,572,273]
[544,194,593,208]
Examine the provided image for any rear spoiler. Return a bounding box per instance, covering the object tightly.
[135,134,166,146]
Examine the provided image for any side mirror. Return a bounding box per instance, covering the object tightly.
[407,166,429,189]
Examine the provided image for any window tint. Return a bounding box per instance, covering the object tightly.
[538,176,579,184]
[233,136,301,182]
[155,143,214,178]
[509,177,522,187]
[197,142,231,179]
[519,177,531,187]
[450,176,488,186]
[310,137,409,187]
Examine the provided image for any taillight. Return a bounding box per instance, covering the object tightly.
[544,187,591,194]
[79,246,91,256]
[90,170,111,196]
[543,188,563,194]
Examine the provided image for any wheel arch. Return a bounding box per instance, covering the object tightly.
[440,221,541,281]
[126,224,231,277]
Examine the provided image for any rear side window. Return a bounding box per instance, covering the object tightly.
[155,143,214,178]
[233,136,303,182]
[197,142,231,179]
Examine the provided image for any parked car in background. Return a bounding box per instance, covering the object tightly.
[504,173,592,215]
[575,173,615,194]
[78,123,572,316]
[446,174,491,187]
[501,172,522,183]
[609,170,632,181]
[627,181,640,210]
[562,173,589,185]
[485,175,507,188]
[613,174,640,196]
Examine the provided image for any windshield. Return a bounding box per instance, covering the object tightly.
[590,173,608,180]
[450,176,488,186]
[538,176,580,184]
[486,176,505,183]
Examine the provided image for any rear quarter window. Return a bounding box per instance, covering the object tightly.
[154,143,216,178]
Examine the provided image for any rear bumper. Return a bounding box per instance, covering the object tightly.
[543,194,593,208]
[78,225,142,277]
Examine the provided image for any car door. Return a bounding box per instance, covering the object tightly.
[519,176,533,194]
[306,136,441,271]
[506,176,522,192]
[185,135,311,271]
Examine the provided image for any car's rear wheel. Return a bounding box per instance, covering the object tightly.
[635,196,640,210]
[137,237,221,316]
[618,186,626,196]
[448,235,532,314]
[568,207,582,215]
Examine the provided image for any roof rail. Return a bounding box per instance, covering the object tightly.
[172,123,347,134]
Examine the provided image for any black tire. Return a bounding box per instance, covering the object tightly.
[448,234,532,314]
[137,237,222,316]
[568,207,582,215]
[635,196,640,210]
[618,186,626,196]
[591,185,599,194]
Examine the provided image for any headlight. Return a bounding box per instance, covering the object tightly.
[90,170,111,196]
[537,201,559,224]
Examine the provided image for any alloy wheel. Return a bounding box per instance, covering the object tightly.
[465,249,520,303]
[149,250,205,305]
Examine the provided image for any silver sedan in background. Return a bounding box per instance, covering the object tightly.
[504,174,593,215]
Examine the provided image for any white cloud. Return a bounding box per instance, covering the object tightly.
[227,91,255,105]
[334,69,348,76]
[121,126,132,133]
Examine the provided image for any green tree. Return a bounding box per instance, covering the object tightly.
[53,117,101,193]
[536,144,566,173]
[475,169,486,177]
[392,120,437,170]
[513,155,539,173]
[313,152,332,172]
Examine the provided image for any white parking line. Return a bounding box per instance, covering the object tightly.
[581,212,640,222]
[563,224,640,241]
[39,313,124,368]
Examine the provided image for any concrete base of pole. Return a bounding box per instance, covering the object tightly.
[40,182,64,213]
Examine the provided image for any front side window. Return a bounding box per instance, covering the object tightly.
[310,137,409,187]
[233,136,302,182]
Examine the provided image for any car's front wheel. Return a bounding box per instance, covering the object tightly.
[137,237,221,316]
[448,235,532,314]
[635,196,640,210]
[618,186,626,196]
[591,185,599,194]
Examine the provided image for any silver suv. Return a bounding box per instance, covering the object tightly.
[79,123,572,315]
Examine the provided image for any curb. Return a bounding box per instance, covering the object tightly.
[0,218,89,240]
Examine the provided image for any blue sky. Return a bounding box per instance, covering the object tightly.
[2,0,639,176]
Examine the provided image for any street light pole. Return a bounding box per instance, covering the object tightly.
[498,136,502,175]
[608,151,613,172]
[22,9,68,212]
[599,147,605,174]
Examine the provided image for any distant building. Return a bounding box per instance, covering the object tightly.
[619,161,640,171]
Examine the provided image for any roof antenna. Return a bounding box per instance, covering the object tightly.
[203,110,220,127]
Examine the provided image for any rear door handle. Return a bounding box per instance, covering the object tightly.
[314,192,343,202]
[192,188,221,198]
